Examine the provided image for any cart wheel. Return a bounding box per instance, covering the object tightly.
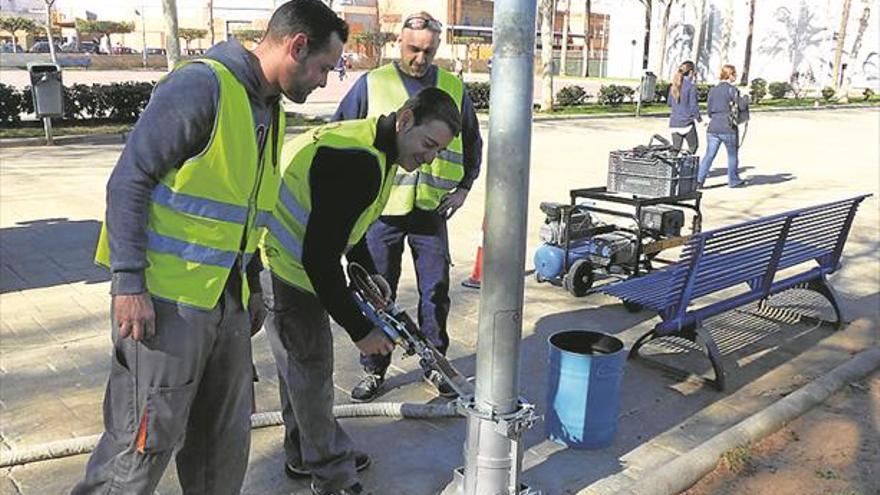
[563,260,594,297]
[535,271,545,283]
[623,300,643,312]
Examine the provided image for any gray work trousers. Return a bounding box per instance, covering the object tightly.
[72,286,253,495]
[260,270,358,491]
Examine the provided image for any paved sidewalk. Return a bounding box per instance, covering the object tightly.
[1,108,877,494]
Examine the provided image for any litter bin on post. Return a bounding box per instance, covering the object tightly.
[546,330,626,449]
[27,62,63,145]
[636,71,657,117]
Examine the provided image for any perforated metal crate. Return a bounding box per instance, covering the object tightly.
[607,151,698,197]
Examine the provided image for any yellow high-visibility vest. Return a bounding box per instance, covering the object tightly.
[95,58,285,309]
[260,118,396,293]
[366,63,464,215]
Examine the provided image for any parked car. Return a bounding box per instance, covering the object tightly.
[76,41,100,54]
[112,45,138,54]
[145,47,166,55]
[0,42,24,53]
[29,41,64,53]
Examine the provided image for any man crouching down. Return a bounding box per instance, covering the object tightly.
[259,87,461,495]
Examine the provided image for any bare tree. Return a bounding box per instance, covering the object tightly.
[691,0,707,68]
[581,0,591,77]
[540,0,555,111]
[637,0,652,71]
[657,0,675,79]
[848,5,871,63]
[740,0,757,85]
[831,0,853,89]
[560,0,571,76]
[162,0,181,69]
[42,0,57,63]
[207,0,215,46]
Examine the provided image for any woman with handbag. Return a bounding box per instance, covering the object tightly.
[698,64,749,188]
[668,60,701,155]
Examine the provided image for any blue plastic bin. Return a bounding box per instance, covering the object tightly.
[546,330,626,449]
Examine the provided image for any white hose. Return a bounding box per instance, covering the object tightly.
[0,402,460,468]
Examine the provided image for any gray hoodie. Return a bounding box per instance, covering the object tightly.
[105,39,280,296]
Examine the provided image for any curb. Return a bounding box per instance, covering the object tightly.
[2,104,876,147]
[517,102,879,124]
[585,339,880,495]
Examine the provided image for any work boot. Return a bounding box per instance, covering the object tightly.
[310,481,371,495]
[423,369,458,399]
[350,373,384,402]
[285,452,372,478]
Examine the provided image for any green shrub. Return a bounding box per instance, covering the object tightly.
[750,78,767,104]
[20,85,34,115]
[653,80,671,103]
[597,84,635,106]
[821,86,836,101]
[556,85,588,106]
[466,82,490,110]
[863,88,875,101]
[695,83,712,102]
[0,83,23,124]
[103,82,153,121]
[768,81,792,99]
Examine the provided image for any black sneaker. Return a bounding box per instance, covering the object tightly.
[285,452,372,478]
[310,481,370,495]
[350,373,384,402]
[423,369,458,399]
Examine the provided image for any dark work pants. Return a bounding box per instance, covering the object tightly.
[671,124,699,155]
[72,285,253,495]
[260,271,358,491]
[360,209,451,375]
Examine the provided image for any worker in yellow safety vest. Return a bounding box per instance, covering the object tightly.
[259,87,461,495]
[333,11,484,403]
[73,2,348,494]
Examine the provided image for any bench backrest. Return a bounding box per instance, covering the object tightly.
[663,195,870,317]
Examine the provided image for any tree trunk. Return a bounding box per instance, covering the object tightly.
[560,0,571,76]
[657,0,673,79]
[849,6,871,63]
[44,0,57,64]
[581,0,591,77]
[540,0,555,111]
[832,0,853,90]
[740,0,756,85]
[691,0,706,70]
[208,0,215,46]
[641,0,651,71]
[162,0,181,70]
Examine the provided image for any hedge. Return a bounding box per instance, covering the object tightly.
[0,81,154,124]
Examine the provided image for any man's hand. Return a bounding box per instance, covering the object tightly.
[355,327,395,356]
[114,293,155,341]
[437,188,469,219]
[248,292,267,336]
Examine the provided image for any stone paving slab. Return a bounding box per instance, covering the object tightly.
[1,108,877,494]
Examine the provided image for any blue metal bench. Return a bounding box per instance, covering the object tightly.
[598,195,871,390]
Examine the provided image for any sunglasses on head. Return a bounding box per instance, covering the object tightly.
[403,16,443,32]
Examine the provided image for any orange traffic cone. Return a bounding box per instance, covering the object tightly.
[461,227,483,289]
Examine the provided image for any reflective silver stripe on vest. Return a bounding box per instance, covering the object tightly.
[267,216,303,260]
[152,183,249,224]
[417,172,459,190]
[393,173,419,186]
[255,210,273,228]
[279,185,310,227]
[147,231,238,267]
[438,149,463,165]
